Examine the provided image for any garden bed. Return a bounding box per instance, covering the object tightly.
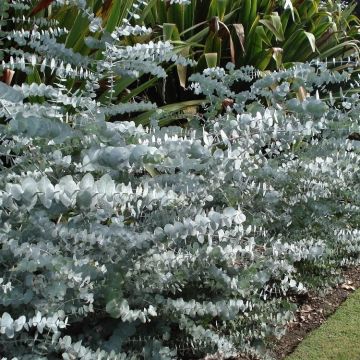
[2,1,360,359]
[231,266,360,360]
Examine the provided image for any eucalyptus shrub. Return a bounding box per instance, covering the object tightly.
[1,2,360,360]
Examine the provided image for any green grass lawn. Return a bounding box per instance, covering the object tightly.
[285,289,360,360]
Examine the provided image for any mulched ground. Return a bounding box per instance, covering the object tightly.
[205,266,360,360]
[272,266,360,359]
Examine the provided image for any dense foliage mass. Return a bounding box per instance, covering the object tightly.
[1,1,360,359]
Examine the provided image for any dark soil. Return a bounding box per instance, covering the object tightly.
[208,266,360,360]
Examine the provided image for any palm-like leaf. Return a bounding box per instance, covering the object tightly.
[25,0,360,126]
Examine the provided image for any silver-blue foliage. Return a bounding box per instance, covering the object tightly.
[1,2,360,360]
